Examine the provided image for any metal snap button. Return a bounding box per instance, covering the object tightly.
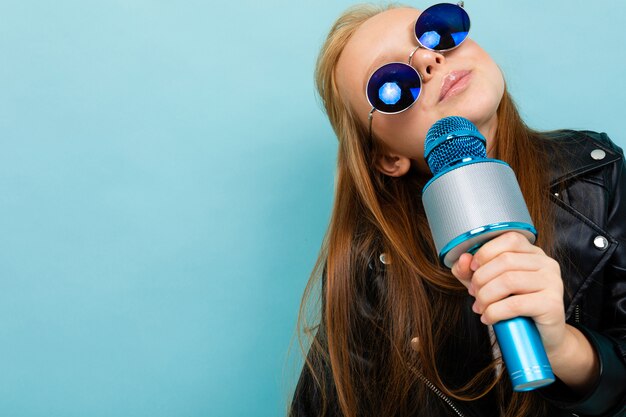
[590,149,606,160]
[593,236,609,250]
[410,337,420,352]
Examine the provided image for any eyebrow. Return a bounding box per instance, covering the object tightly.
[363,18,418,92]
[366,54,395,79]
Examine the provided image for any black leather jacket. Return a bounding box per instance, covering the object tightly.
[290,130,626,417]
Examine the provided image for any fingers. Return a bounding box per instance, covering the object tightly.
[448,232,566,355]
[471,269,556,314]
[452,232,563,328]
[452,232,539,285]
[451,252,474,290]
[472,270,539,311]
[470,231,544,271]
[470,251,562,296]
[465,235,564,328]
[471,252,549,289]
[478,291,564,326]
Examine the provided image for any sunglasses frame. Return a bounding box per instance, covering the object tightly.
[366,1,469,140]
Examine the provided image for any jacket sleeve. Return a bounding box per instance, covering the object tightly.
[289,266,339,417]
[289,258,388,417]
[289,328,341,417]
[539,132,626,416]
[289,257,383,417]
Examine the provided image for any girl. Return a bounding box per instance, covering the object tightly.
[290,3,626,416]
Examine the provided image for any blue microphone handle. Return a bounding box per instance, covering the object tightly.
[492,316,554,391]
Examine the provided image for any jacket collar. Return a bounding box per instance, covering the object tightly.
[542,130,622,188]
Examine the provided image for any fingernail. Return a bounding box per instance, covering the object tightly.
[480,315,487,324]
[472,301,479,313]
[468,283,475,296]
[470,260,479,271]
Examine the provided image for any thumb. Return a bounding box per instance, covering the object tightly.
[451,252,474,289]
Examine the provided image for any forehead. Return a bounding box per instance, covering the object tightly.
[336,8,421,112]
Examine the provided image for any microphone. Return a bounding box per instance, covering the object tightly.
[421,116,555,391]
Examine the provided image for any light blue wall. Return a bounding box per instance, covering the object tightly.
[0,1,624,416]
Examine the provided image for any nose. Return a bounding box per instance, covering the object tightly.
[410,47,445,83]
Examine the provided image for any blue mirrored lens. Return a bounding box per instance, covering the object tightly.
[415,3,470,51]
[367,63,421,113]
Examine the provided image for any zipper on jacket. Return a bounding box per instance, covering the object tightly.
[574,304,581,324]
[410,365,468,417]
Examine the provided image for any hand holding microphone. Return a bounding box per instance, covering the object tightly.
[421,116,564,391]
[452,232,567,375]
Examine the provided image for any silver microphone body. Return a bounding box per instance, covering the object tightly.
[422,159,535,268]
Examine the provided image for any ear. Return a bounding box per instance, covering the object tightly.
[375,153,411,177]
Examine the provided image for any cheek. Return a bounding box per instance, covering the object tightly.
[448,65,504,123]
[375,112,430,159]
[450,89,499,126]
[401,118,430,157]
[461,43,505,102]
[413,115,437,150]
[479,52,505,99]
[487,64,505,99]
[479,68,505,116]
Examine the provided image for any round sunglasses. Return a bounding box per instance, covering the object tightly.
[366,2,470,139]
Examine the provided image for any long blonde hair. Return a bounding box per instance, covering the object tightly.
[292,4,557,417]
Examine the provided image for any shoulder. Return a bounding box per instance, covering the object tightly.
[537,129,624,187]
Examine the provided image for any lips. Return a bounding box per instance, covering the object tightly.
[439,70,472,102]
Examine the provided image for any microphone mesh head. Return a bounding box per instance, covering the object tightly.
[425,116,487,175]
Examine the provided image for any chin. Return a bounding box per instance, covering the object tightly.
[445,94,500,130]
